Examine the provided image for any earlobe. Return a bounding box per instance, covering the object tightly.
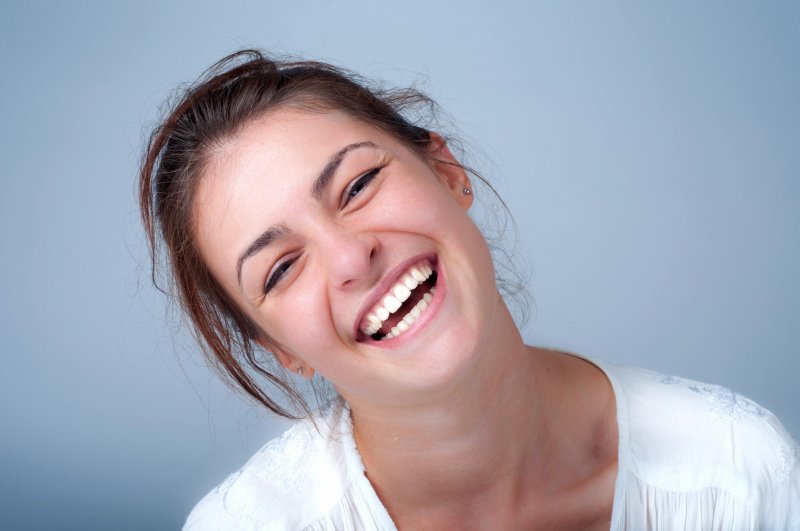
[255,336,314,379]
[428,132,474,210]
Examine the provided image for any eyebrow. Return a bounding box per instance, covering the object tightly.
[236,141,378,287]
[312,141,377,200]
[236,225,290,286]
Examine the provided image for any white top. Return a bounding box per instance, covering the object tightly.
[184,361,800,530]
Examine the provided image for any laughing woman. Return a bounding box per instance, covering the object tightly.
[140,50,799,530]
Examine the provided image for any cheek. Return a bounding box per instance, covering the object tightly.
[376,174,462,230]
[395,175,489,260]
[259,280,338,362]
[384,173,496,309]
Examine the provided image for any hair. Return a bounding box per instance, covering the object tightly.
[140,49,528,419]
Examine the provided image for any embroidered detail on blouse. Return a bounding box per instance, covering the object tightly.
[776,440,800,485]
[653,373,765,421]
[251,425,314,491]
[219,469,253,526]
[686,384,765,421]
[657,373,680,385]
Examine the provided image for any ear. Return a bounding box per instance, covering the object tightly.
[427,132,474,210]
[254,336,314,379]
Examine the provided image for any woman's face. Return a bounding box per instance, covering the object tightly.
[193,108,500,410]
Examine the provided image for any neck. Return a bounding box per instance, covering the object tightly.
[349,298,566,512]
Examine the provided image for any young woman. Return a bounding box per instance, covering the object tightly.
[140,50,799,530]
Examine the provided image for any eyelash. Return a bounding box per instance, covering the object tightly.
[263,257,296,294]
[341,167,381,208]
[262,167,382,295]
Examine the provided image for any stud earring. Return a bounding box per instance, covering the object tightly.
[296,367,304,376]
[462,187,471,195]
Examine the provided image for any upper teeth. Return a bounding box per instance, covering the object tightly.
[360,260,435,337]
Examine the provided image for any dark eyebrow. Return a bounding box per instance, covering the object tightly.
[236,224,289,287]
[312,141,377,201]
[236,141,377,288]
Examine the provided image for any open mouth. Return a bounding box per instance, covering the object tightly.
[358,258,438,342]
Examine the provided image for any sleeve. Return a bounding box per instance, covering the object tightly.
[182,414,349,530]
[182,469,249,531]
[757,418,800,529]
[181,459,307,531]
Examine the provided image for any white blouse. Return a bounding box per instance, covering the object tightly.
[184,361,800,530]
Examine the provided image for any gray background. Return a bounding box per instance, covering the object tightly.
[1,1,798,529]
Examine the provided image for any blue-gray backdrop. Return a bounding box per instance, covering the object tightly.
[1,2,798,529]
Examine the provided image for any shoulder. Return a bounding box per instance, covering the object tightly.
[601,362,800,527]
[183,400,355,531]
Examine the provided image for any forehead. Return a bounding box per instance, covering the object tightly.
[197,108,391,217]
[210,108,377,180]
[192,109,393,288]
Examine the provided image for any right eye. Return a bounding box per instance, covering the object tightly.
[263,257,297,295]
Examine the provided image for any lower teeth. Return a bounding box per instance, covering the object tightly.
[379,288,435,340]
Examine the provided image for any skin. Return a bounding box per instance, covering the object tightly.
[193,107,619,529]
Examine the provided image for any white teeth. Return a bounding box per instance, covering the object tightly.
[384,295,401,313]
[393,284,411,302]
[359,259,437,339]
[363,316,381,335]
[411,268,426,282]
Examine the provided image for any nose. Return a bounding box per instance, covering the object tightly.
[319,225,378,289]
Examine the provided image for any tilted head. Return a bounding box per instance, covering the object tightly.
[140,50,500,416]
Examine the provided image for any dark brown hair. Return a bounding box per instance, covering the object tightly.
[139,49,442,418]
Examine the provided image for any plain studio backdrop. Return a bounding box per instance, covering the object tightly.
[1,2,798,529]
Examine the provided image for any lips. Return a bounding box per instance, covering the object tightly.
[356,257,438,341]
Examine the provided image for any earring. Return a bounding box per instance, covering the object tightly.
[462,187,471,195]
[296,367,304,376]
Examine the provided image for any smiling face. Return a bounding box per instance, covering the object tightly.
[193,108,502,410]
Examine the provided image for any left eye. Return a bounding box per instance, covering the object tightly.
[263,257,297,295]
[342,168,381,207]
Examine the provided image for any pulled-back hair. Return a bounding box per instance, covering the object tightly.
[139,50,443,418]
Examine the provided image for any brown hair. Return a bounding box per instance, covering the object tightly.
[139,49,443,418]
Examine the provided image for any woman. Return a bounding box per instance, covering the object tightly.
[140,50,799,530]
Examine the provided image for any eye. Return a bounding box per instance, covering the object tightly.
[341,167,381,208]
[263,257,297,295]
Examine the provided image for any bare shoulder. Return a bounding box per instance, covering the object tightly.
[535,347,619,467]
[535,347,618,432]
